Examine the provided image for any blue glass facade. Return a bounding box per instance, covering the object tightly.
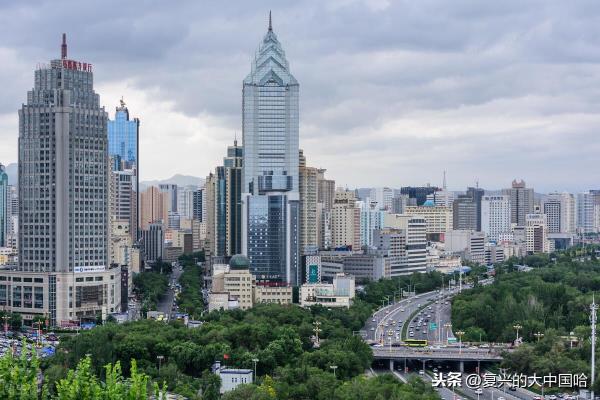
[242,18,300,285]
[108,101,140,240]
[108,103,139,168]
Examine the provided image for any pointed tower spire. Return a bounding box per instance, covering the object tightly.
[268,11,272,32]
[61,33,67,59]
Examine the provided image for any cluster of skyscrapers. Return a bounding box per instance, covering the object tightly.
[1,19,600,326]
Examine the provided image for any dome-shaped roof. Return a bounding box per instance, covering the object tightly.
[423,200,435,207]
[229,254,251,270]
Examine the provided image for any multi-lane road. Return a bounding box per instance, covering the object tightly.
[363,286,462,346]
[361,279,539,400]
[156,265,183,321]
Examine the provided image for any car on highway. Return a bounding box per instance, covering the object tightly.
[370,327,375,331]
[418,370,425,375]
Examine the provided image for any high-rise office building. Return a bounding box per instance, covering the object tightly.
[331,189,361,249]
[370,187,394,210]
[5,184,18,249]
[140,186,169,229]
[525,213,550,254]
[543,193,576,234]
[159,184,178,213]
[358,200,384,247]
[108,99,139,168]
[405,203,452,242]
[241,15,300,284]
[576,191,600,234]
[391,195,408,214]
[502,180,534,226]
[206,140,243,257]
[481,195,511,241]
[405,218,428,273]
[373,225,427,277]
[299,150,318,253]
[3,35,121,326]
[108,165,134,224]
[0,164,7,247]
[192,188,204,221]
[452,187,484,231]
[445,230,486,264]
[177,185,198,220]
[317,169,335,212]
[108,99,140,240]
[142,222,164,263]
[316,169,334,250]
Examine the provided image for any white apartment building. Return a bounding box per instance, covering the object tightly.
[481,195,511,242]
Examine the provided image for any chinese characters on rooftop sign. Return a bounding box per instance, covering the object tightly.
[62,59,92,72]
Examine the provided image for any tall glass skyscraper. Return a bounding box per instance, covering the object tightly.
[0,164,7,247]
[108,100,140,240]
[108,100,139,168]
[241,14,300,285]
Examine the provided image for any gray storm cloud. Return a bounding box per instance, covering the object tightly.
[0,0,599,192]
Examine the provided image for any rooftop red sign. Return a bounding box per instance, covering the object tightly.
[62,59,92,72]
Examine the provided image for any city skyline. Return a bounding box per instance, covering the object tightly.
[1,2,600,192]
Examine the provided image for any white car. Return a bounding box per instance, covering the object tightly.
[475,389,483,395]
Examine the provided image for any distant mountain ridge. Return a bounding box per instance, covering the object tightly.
[140,174,204,190]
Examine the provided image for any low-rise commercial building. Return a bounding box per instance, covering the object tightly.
[208,255,293,311]
[212,361,253,394]
[299,273,355,308]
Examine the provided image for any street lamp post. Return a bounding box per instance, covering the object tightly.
[444,322,452,344]
[252,358,259,382]
[534,332,544,342]
[330,365,338,378]
[513,324,522,343]
[156,355,164,374]
[456,330,465,354]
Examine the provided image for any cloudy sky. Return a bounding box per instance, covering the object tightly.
[1,0,599,192]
